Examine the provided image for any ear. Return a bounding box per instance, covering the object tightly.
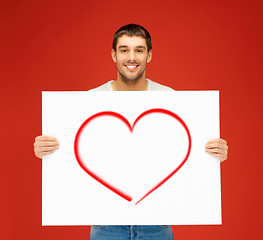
[111,49,117,63]
[147,49,152,63]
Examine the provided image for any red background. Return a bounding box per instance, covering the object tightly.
[1,0,263,239]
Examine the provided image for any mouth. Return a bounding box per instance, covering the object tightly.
[125,64,139,71]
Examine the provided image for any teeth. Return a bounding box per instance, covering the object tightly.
[126,65,137,68]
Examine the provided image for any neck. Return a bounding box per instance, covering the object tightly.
[111,74,148,91]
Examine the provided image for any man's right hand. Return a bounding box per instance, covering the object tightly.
[33,135,59,159]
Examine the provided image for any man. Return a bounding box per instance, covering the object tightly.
[34,24,228,240]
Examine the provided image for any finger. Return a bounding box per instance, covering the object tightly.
[205,142,228,150]
[35,146,59,152]
[212,153,226,162]
[34,141,59,147]
[206,138,227,145]
[35,135,58,142]
[205,149,228,162]
[207,152,227,162]
[205,147,227,155]
[35,149,57,158]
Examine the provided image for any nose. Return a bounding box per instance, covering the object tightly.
[128,50,136,62]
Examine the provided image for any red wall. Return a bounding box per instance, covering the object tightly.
[1,0,262,239]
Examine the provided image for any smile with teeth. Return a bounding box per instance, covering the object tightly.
[125,64,139,70]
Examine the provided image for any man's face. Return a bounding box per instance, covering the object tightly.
[111,35,152,84]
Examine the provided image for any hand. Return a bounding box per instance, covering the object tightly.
[205,138,228,163]
[33,135,59,159]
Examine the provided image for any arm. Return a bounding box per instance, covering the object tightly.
[33,135,59,159]
[205,138,228,163]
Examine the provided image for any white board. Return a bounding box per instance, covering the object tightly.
[42,91,221,225]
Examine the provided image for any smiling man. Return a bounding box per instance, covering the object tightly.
[34,24,228,240]
[111,33,152,90]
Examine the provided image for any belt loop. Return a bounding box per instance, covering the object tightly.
[130,225,133,240]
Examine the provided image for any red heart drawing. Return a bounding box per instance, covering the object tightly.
[74,108,191,205]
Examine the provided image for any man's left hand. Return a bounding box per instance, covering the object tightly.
[205,138,228,163]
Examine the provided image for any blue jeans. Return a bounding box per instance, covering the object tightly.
[90,225,174,240]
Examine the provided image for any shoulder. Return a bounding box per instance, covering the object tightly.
[88,81,113,91]
[147,79,175,91]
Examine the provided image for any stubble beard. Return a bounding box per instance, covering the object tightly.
[117,59,147,86]
[118,68,145,85]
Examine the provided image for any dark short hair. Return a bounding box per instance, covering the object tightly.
[112,24,152,52]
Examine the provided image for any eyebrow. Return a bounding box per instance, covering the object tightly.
[118,45,146,49]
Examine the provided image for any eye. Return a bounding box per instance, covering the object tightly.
[121,49,127,53]
[136,50,143,52]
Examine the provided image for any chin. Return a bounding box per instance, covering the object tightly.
[118,72,144,85]
[121,76,141,85]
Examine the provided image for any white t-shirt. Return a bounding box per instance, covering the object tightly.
[90,79,174,92]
